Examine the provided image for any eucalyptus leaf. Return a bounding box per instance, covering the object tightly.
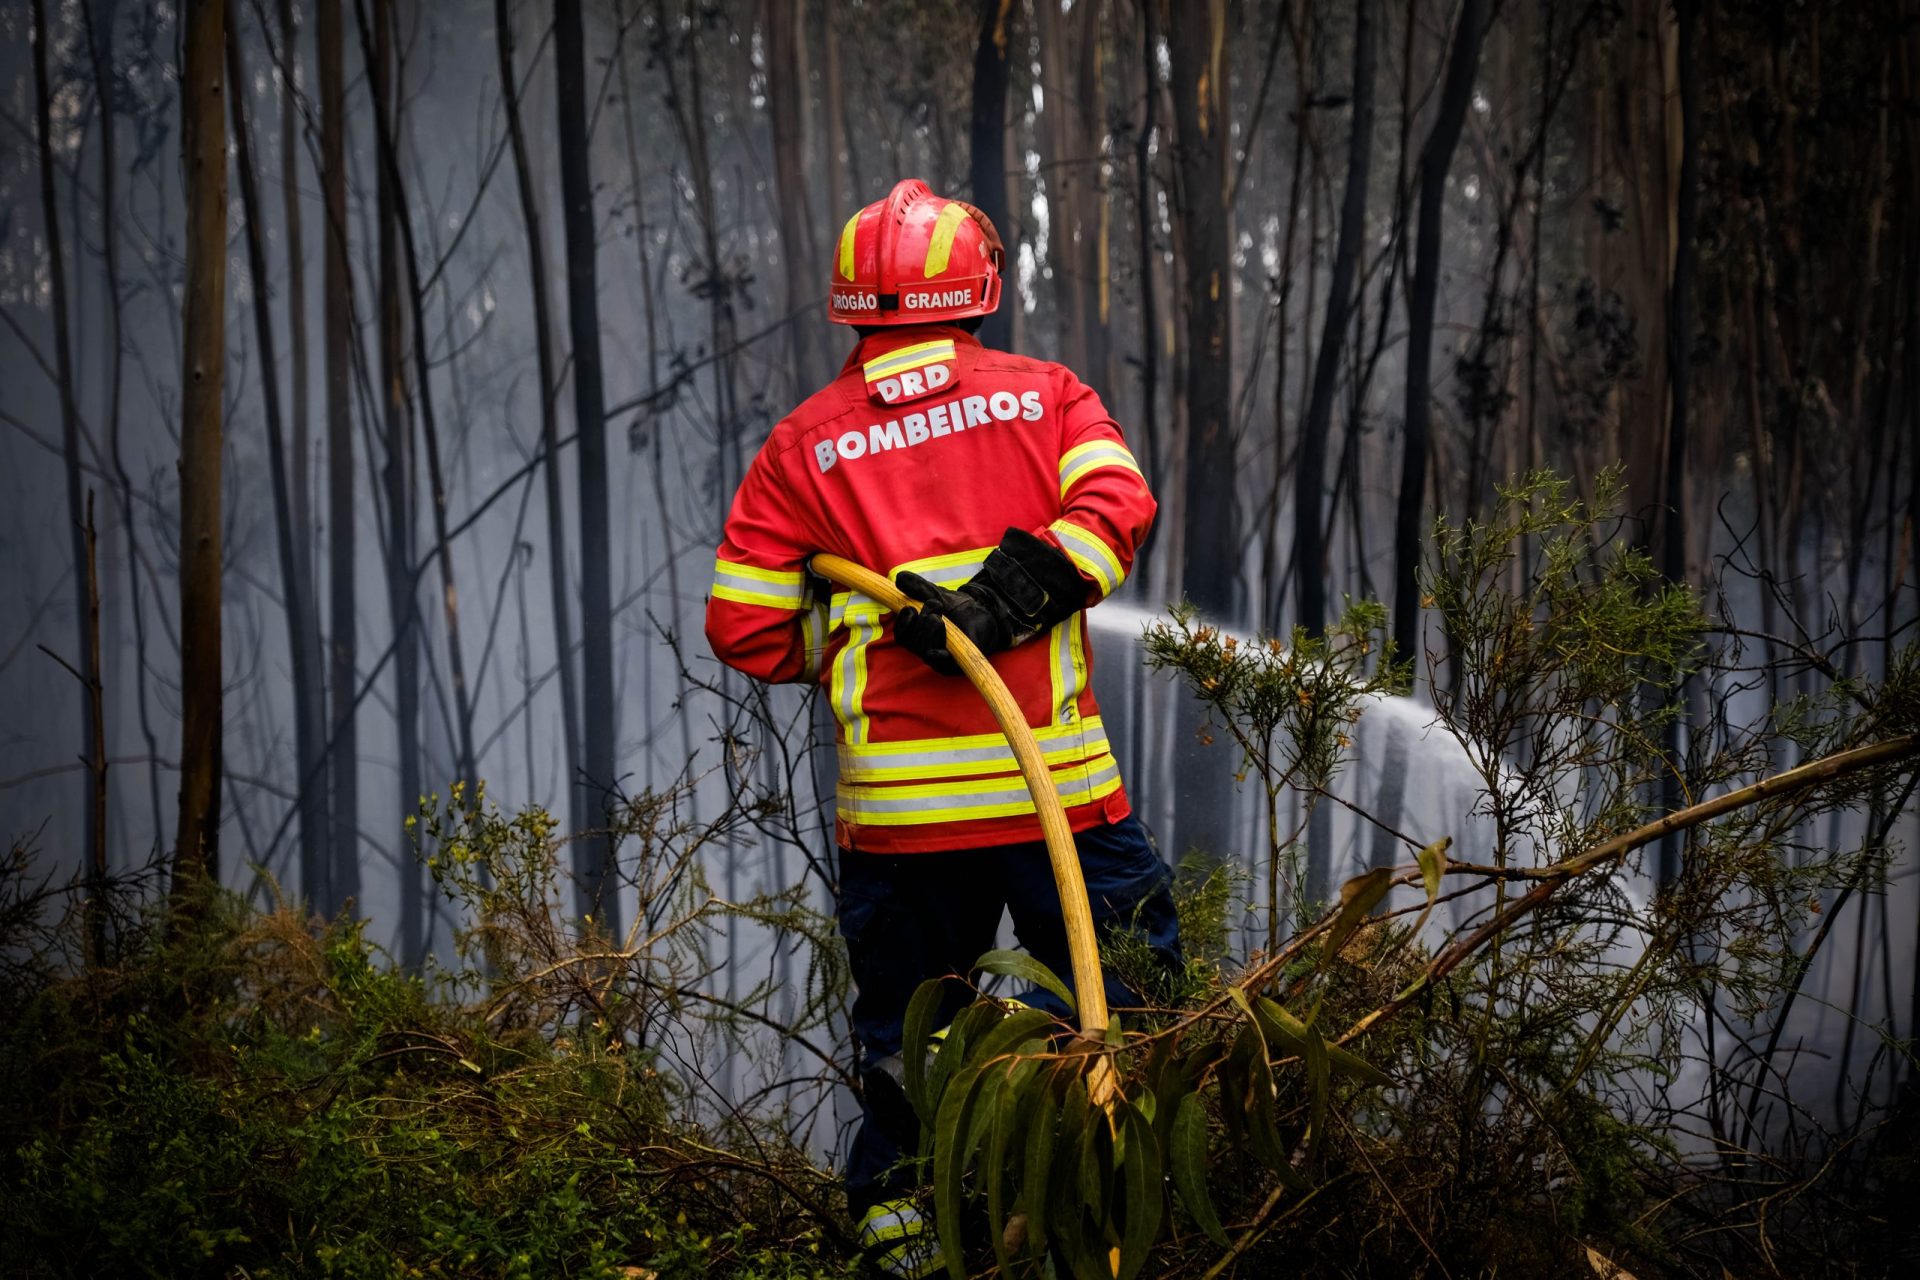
[975,948,1077,1014]
[1169,1092,1229,1246]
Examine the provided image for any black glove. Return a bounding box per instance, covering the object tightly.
[894,528,1089,676]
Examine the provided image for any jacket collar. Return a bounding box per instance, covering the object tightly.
[839,324,982,379]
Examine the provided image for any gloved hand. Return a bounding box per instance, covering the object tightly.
[893,572,1013,676]
[893,528,1089,676]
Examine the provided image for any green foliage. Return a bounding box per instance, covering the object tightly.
[0,797,856,1279]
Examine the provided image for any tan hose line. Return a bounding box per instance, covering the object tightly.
[808,554,1114,1064]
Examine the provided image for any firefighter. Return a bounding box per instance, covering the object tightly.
[704,178,1180,1277]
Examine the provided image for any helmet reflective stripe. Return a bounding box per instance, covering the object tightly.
[837,209,861,281]
[923,203,971,278]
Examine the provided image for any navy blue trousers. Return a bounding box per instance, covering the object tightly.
[836,814,1181,1214]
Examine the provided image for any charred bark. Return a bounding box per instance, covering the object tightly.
[172,0,228,897]
[320,0,360,914]
[556,0,619,929]
[970,0,1015,352]
[1167,0,1235,616]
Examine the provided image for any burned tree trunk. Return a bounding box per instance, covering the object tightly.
[172,0,228,896]
[1392,0,1485,662]
[319,0,360,914]
[766,0,823,389]
[555,0,619,929]
[1298,0,1376,638]
[970,0,1015,351]
[1167,0,1235,616]
[1657,0,1699,885]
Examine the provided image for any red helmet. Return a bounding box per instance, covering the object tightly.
[828,179,1004,326]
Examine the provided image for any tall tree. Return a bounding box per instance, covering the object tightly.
[31,0,104,899]
[319,0,360,913]
[1657,0,1699,884]
[1037,0,1087,373]
[273,0,328,902]
[172,0,228,896]
[498,0,582,846]
[1167,0,1235,615]
[970,0,1015,352]
[1298,0,1376,638]
[364,0,423,955]
[1392,0,1485,661]
[765,0,823,389]
[226,1,323,922]
[555,0,618,928]
[1163,0,1239,864]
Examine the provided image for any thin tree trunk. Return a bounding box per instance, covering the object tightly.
[1076,0,1110,403]
[81,0,163,857]
[1260,3,1311,635]
[1657,0,1699,885]
[1038,0,1085,371]
[227,1,326,926]
[1298,0,1377,638]
[499,0,582,841]
[766,0,822,389]
[970,0,1015,352]
[31,0,105,892]
[1128,0,1163,594]
[81,493,106,957]
[556,0,618,929]
[172,0,228,898]
[320,0,360,914]
[271,0,328,902]
[360,0,423,960]
[1392,0,1484,662]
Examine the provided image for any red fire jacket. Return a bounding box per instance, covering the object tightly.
[704,325,1156,853]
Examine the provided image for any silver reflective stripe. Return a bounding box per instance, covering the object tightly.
[840,721,1110,781]
[843,756,1120,817]
[1052,617,1079,725]
[712,562,805,605]
[1059,442,1140,494]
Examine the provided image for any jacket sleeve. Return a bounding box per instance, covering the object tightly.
[1037,369,1156,601]
[704,441,829,684]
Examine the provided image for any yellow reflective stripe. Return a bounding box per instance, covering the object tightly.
[840,717,1110,782]
[862,339,957,380]
[712,557,807,610]
[1058,439,1144,499]
[837,210,861,281]
[800,599,828,680]
[714,558,804,586]
[923,203,971,277]
[712,582,807,609]
[1049,519,1124,597]
[837,755,1122,826]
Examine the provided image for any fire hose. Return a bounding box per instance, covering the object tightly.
[808,553,1114,1063]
